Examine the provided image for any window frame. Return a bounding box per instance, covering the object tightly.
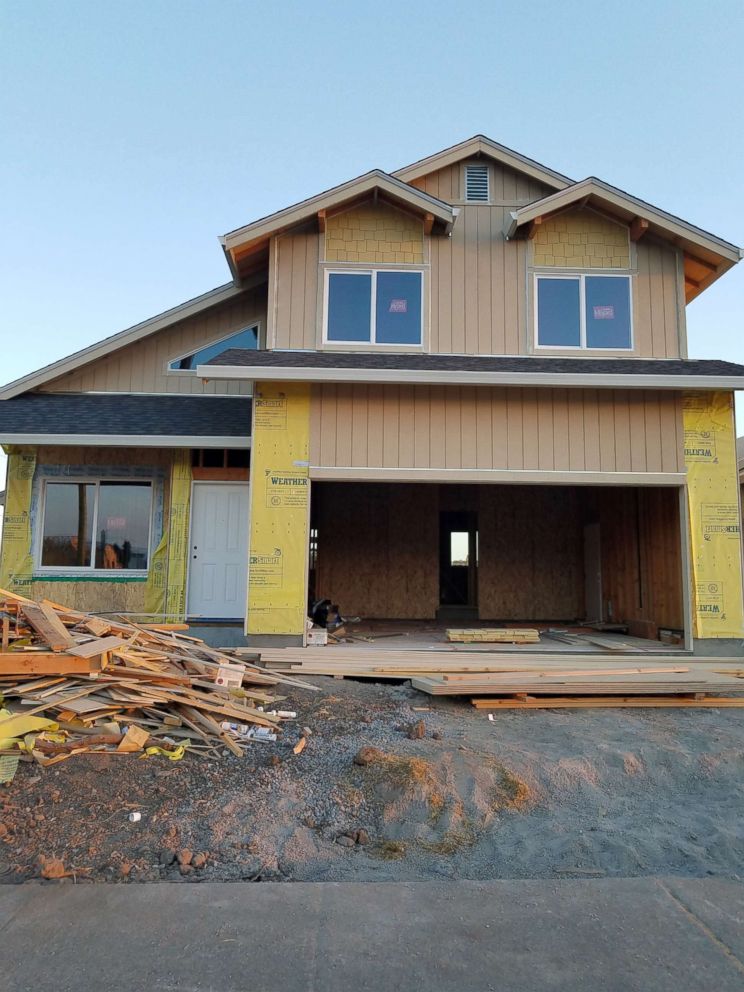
[533,273,634,352]
[165,322,262,375]
[35,477,154,576]
[322,268,425,347]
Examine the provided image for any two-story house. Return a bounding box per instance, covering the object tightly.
[1,135,743,652]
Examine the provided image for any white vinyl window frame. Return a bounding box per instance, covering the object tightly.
[35,477,154,576]
[165,322,262,375]
[533,273,634,352]
[322,269,425,347]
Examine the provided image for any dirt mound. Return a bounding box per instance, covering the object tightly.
[336,747,533,861]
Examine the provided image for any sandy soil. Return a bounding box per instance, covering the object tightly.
[2,677,744,884]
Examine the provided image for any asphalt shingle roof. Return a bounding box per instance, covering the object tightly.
[208,349,744,378]
[0,393,252,437]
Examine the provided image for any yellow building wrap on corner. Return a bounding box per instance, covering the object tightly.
[683,391,744,638]
[143,450,192,620]
[247,382,310,636]
[0,447,37,594]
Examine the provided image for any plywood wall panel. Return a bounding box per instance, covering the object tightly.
[478,486,584,619]
[314,482,439,618]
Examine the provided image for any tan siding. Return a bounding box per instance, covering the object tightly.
[310,384,685,475]
[41,288,267,395]
[270,229,320,350]
[267,162,682,360]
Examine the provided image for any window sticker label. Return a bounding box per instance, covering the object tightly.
[389,298,408,313]
[593,305,615,320]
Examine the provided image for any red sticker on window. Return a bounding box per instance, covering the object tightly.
[593,305,615,320]
[389,299,408,313]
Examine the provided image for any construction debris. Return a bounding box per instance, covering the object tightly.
[0,588,317,773]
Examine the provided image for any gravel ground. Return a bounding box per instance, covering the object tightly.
[2,677,744,884]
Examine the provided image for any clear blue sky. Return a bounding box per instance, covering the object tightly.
[2,0,743,494]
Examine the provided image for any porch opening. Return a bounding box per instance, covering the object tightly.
[309,481,687,647]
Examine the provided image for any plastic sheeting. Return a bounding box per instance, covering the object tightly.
[246,382,310,636]
[683,391,744,638]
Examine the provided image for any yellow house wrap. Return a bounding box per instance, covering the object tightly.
[246,382,310,636]
[0,446,37,593]
[683,391,744,638]
[143,449,192,620]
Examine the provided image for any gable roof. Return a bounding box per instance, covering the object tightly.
[220,169,457,280]
[0,278,268,401]
[504,177,742,301]
[392,134,573,190]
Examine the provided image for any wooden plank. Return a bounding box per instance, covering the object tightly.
[67,636,128,658]
[0,652,105,676]
[21,602,75,652]
[472,696,744,710]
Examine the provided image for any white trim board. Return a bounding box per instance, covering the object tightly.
[0,434,252,448]
[198,364,744,391]
[309,467,687,486]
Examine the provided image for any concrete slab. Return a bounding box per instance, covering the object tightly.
[2,878,744,992]
[663,878,744,964]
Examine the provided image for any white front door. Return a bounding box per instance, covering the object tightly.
[187,483,249,619]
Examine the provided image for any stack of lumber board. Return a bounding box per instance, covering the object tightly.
[447,628,540,644]
[0,589,316,773]
[256,647,744,709]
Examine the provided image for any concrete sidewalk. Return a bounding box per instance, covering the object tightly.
[2,877,744,991]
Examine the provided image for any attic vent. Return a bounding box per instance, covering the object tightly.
[465,164,490,202]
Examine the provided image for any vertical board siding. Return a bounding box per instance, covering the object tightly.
[40,287,267,395]
[310,384,684,475]
[271,229,320,350]
[269,162,682,360]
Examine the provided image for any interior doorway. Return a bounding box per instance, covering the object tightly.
[438,510,478,618]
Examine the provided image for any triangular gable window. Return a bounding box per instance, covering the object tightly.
[168,324,259,372]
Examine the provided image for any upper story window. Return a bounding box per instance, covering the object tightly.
[536,274,632,350]
[464,164,490,202]
[39,480,152,572]
[325,270,423,346]
[168,324,259,371]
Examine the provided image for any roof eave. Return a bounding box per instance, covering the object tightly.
[221,170,456,254]
[198,363,744,392]
[507,177,741,265]
[0,433,252,448]
[392,135,573,190]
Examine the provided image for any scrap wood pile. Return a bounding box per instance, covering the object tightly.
[0,589,316,780]
[256,646,744,710]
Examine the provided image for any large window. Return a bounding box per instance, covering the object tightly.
[536,275,632,350]
[325,270,423,345]
[39,481,152,572]
[168,324,259,371]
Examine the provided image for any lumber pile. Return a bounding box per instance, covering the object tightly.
[256,646,744,709]
[0,589,316,779]
[447,628,540,644]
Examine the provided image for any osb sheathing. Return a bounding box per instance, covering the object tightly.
[314,482,584,621]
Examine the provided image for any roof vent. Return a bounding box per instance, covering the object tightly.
[465,163,490,202]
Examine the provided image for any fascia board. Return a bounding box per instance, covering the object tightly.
[198,364,744,391]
